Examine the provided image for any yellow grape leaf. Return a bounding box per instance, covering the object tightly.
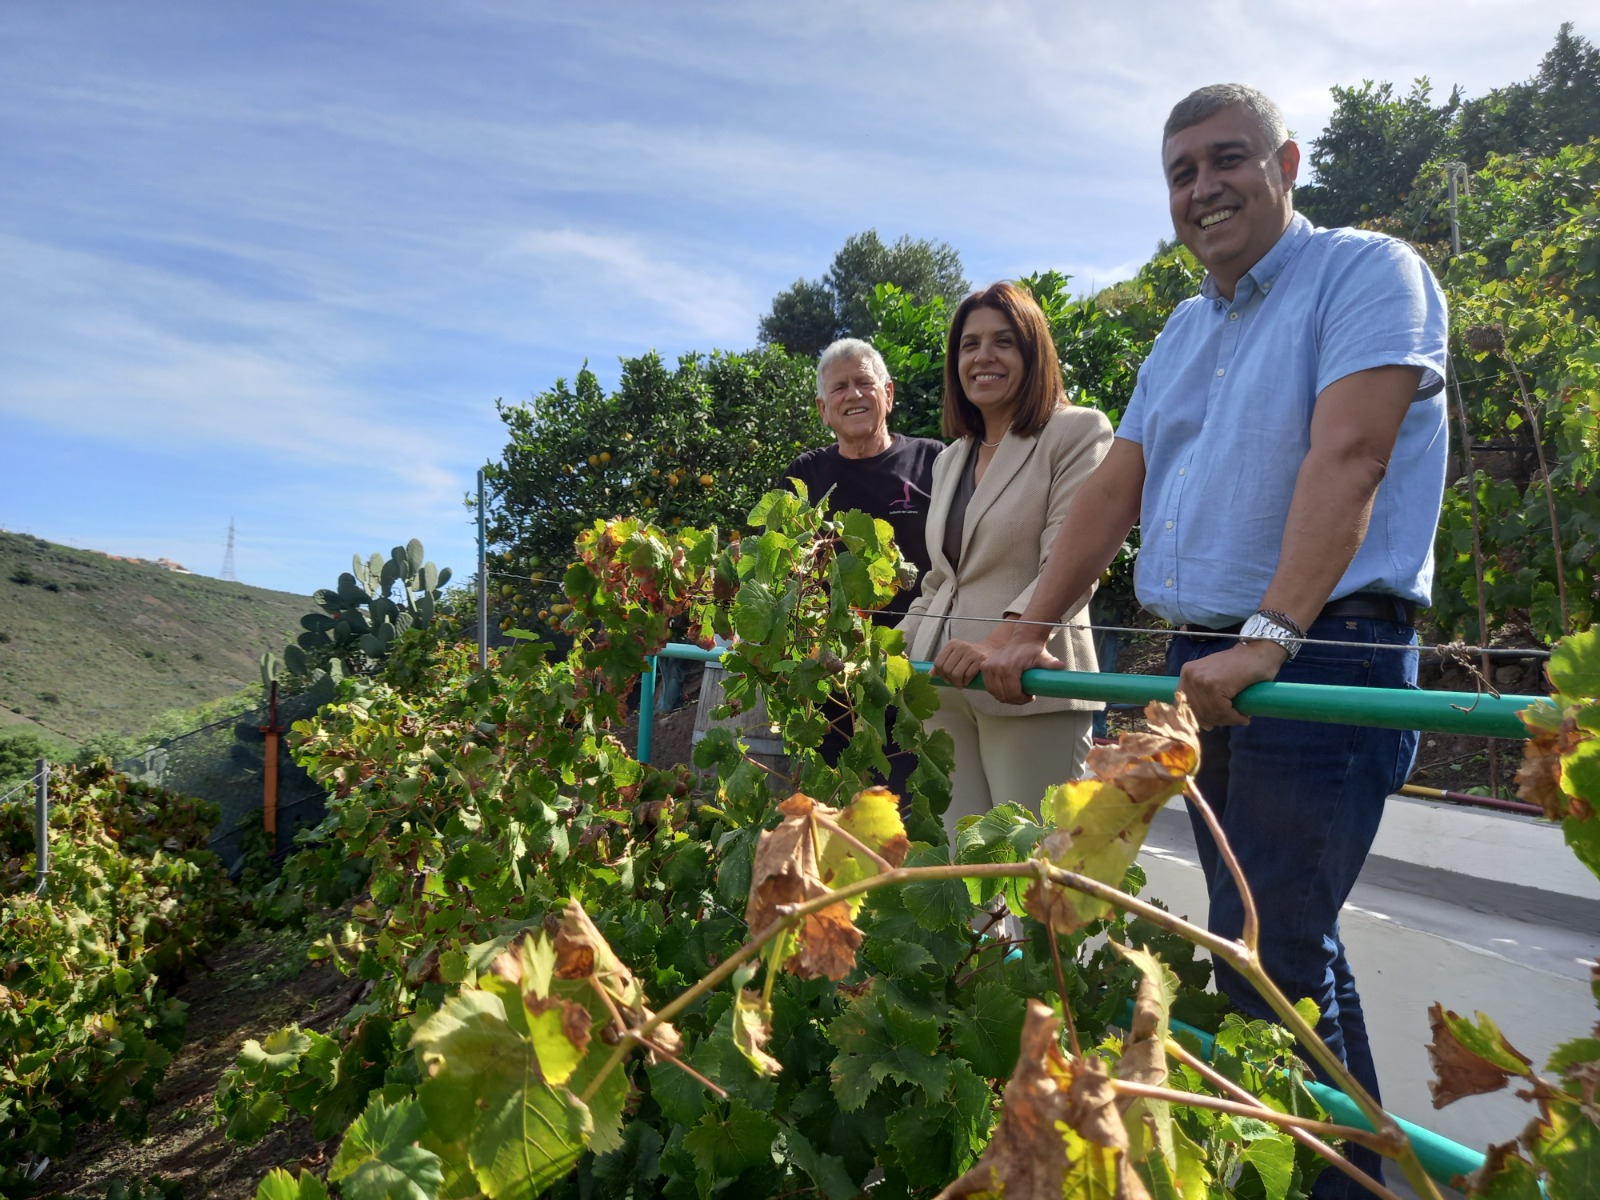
[731,989,783,1077]
[818,786,910,901]
[523,996,592,1086]
[1025,699,1199,935]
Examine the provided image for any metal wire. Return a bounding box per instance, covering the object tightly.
[0,767,48,807]
[482,574,1550,659]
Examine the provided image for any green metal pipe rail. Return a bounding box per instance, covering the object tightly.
[633,641,1545,1189]
[637,642,1540,762]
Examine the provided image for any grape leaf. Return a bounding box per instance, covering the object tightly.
[731,989,782,1077]
[783,1127,859,1200]
[1548,627,1600,700]
[951,981,1027,1081]
[1425,1003,1534,1107]
[1241,1134,1295,1200]
[681,1098,780,1194]
[254,1169,332,1200]
[827,994,950,1110]
[328,1096,445,1200]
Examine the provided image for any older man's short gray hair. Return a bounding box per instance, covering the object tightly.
[1164,83,1290,152]
[815,338,891,397]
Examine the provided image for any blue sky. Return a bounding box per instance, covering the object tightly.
[1,1,1589,596]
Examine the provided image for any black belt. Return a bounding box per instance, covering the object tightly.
[1181,591,1415,636]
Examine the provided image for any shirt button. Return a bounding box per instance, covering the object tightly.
[1229,311,1239,321]
[1263,281,1272,292]
[1216,368,1225,377]
[1165,520,1174,529]
[1178,467,1186,476]
[1164,578,1174,588]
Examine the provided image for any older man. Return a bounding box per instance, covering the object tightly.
[785,338,944,623]
[975,85,1448,1196]
[784,339,944,797]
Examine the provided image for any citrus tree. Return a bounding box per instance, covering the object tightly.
[483,348,827,635]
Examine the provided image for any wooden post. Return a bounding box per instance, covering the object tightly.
[261,681,282,852]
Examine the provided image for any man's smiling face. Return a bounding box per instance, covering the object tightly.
[817,354,893,442]
[1164,104,1299,297]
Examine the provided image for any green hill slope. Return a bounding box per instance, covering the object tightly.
[0,531,310,745]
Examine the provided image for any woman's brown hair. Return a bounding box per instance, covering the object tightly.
[941,281,1067,440]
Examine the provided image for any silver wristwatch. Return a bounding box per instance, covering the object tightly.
[1239,611,1301,659]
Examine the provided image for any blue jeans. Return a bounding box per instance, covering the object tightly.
[1167,615,1419,1198]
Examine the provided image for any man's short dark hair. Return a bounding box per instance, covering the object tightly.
[1164,83,1289,151]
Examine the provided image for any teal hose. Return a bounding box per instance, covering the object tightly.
[1160,1014,1485,1189]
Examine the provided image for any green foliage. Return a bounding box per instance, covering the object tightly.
[482,347,826,639]
[759,229,969,355]
[1431,138,1600,642]
[1423,630,1600,1198]
[0,762,237,1188]
[215,491,1331,1199]
[0,730,67,790]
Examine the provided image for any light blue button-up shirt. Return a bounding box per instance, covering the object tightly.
[1117,214,1449,629]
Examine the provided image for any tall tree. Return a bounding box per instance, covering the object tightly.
[1454,23,1600,168]
[759,230,968,356]
[1293,78,1453,229]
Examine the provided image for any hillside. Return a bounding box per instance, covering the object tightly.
[0,531,311,745]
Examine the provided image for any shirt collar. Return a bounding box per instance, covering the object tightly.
[1198,212,1313,303]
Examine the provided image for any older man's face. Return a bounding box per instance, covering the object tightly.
[817,355,894,442]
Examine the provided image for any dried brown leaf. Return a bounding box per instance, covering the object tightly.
[1115,969,1168,1105]
[1426,1002,1530,1108]
[937,1001,1148,1200]
[551,899,680,1055]
[743,792,869,981]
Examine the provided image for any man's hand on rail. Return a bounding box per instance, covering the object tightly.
[975,622,1065,705]
[1178,640,1287,729]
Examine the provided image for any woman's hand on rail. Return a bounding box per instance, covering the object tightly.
[933,620,1025,689]
[932,635,1001,687]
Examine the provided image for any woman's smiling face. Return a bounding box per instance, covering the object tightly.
[958,306,1025,420]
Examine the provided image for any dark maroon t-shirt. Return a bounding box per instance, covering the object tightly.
[783,434,944,623]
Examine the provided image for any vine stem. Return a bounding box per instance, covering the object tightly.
[582,860,1239,1104]
[1163,1038,1404,1200]
[1504,350,1570,635]
[1448,352,1499,797]
[1108,1079,1395,1154]
[1183,781,1258,952]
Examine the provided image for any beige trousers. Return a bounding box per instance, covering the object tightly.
[930,686,1093,839]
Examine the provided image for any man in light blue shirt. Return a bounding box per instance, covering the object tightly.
[958,83,1448,1198]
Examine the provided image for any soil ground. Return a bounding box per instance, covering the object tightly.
[43,934,356,1199]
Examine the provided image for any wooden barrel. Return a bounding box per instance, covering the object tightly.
[692,663,791,785]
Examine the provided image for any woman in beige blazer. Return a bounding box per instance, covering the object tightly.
[899,282,1113,835]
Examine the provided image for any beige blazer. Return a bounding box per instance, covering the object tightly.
[899,405,1114,716]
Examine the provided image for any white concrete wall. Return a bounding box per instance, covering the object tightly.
[1138,796,1599,1156]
